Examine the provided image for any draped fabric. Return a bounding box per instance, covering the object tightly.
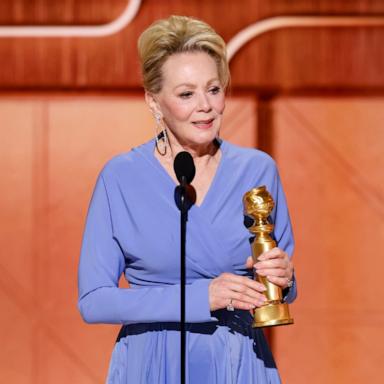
[78,138,296,383]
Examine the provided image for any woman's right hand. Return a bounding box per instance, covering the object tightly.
[208,272,267,312]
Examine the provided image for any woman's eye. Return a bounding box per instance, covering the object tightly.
[209,86,221,95]
[179,91,193,99]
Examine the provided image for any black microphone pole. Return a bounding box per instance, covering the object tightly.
[180,175,187,384]
[173,152,195,384]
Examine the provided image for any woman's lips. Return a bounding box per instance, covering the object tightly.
[192,118,214,129]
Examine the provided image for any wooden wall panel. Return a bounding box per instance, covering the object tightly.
[230,28,384,90]
[0,94,257,383]
[0,0,127,24]
[270,97,384,384]
[1,1,384,383]
[221,95,258,148]
[0,101,38,382]
[0,0,384,90]
[0,96,156,383]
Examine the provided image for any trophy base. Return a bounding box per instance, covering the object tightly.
[252,302,294,328]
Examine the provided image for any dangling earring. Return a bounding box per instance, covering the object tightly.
[154,113,168,156]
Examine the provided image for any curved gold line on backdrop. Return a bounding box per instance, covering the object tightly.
[0,0,142,38]
[227,16,384,62]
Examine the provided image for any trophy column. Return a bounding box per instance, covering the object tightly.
[243,186,294,328]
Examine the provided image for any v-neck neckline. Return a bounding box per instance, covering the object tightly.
[139,138,227,209]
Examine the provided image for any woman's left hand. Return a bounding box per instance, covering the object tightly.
[246,247,294,289]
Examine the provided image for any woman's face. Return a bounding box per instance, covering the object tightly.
[148,51,225,153]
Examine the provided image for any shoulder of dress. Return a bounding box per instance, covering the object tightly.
[99,140,153,179]
[222,140,276,167]
[100,152,133,175]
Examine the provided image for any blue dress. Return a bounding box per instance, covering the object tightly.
[78,139,296,383]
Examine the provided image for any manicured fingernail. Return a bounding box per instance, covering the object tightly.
[259,285,267,291]
[255,297,266,305]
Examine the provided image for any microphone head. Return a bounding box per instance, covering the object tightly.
[173,151,196,184]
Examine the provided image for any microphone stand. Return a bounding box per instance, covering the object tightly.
[173,151,195,384]
[179,176,187,384]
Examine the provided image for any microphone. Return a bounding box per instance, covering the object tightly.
[173,151,196,212]
[173,151,195,186]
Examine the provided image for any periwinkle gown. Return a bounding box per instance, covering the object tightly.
[78,138,297,384]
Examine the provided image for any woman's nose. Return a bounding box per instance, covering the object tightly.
[196,93,212,112]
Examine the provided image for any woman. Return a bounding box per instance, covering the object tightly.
[78,15,296,383]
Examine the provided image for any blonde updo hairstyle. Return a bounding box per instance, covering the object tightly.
[138,15,230,94]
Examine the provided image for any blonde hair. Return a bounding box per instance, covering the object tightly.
[138,15,230,94]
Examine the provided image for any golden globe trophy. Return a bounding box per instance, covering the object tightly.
[243,186,294,328]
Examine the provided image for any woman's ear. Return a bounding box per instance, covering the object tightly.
[145,91,161,118]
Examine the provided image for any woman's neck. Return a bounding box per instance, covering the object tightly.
[163,131,220,164]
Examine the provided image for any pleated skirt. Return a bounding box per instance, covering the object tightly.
[106,310,281,384]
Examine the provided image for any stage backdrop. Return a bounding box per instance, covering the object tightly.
[1,0,384,383]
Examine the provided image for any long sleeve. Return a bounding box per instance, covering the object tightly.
[77,173,214,325]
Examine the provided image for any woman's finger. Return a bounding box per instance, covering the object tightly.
[230,297,265,311]
[257,247,287,261]
[254,258,289,270]
[228,281,266,301]
[266,275,292,289]
[209,273,268,311]
[222,273,266,292]
[229,290,266,308]
[257,268,287,277]
[245,256,254,269]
